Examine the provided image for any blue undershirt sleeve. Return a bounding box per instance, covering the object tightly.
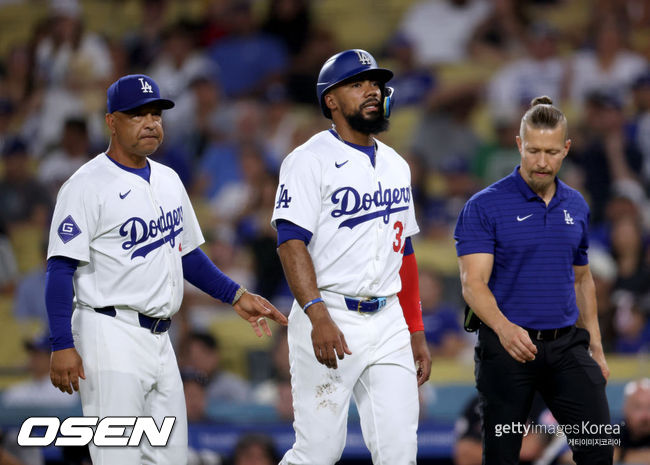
[182,248,240,304]
[276,219,313,246]
[403,237,414,256]
[45,256,79,351]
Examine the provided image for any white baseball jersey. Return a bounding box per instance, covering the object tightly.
[271,130,419,297]
[47,153,204,319]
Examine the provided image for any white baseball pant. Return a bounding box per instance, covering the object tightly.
[280,292,419,465]
[72,306,188,465]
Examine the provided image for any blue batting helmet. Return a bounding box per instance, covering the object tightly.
[316,49,394,119]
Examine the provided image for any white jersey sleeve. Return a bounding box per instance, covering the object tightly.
[179,180,205,256]
[47,173,98,264]
[404,186,419,239]
[271,149,322,233]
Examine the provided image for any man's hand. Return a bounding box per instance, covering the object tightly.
[233,291,288,337]
[590,346,610,381]
[306,305,351,369]
[494,322,537,363]
[410,331,431,386]
[50,348,85,394]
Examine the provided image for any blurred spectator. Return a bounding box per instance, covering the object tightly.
[163,74,233,154]
[181,368,211,424]
[612,291,650,353]
[207,1,288,99]
[230,433,279,465]
[180,331,253,403]
[473,117,521,185]
[629,69,650,187]
[252,327,293,421]
[37,117,90,196]
[1,333,79,407]
[383,34,436,109]
[0,44,36,114]
[235,172,289,301]
[610,211,650,297]
[570,90,644,224]
[0,222,18,293]
[210,142,270,222]
[22,57,106,159]
[196,0,231,48]
[486,22,566,124]
[419,268,466,358]
[614,378,650,463]
[398,0,492,66]
[198,101,274,200]
[148,21,214,101]
[285,28,337,105]
[123,0,169,70]
[0,138,52,232]
[468,0,528,64]
[33,0,113,88]
[411,84,482,172]
[262,0,313,57]
[568,15,647,109]
[588,247,618,352]
[0,432,27,465]
[12,242,47,324]
[0,99,15,155]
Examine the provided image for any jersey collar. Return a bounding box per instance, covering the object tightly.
[511,165,568,202]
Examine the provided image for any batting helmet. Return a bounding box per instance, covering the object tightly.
[317,49,394,119]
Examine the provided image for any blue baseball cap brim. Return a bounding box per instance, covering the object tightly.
[107,74,175,113]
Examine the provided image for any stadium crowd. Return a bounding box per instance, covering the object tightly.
[0,0,649,463]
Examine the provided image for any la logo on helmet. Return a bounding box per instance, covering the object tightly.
[355,51,372,65]
[138,78,153,94]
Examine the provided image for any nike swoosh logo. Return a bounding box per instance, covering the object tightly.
[517,214,533,221]
[335,160,349,168]
[119,190,131,199]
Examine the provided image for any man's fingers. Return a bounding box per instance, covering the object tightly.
[250,319,264,337]
[259,318,272,337]
[71,373,80,392]
[79,364,86,380]
[341,334,352,356]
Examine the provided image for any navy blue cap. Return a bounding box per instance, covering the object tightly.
[106,74,174,113]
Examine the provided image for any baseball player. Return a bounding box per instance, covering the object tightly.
[45,74,287,465]
[271,49,431,465]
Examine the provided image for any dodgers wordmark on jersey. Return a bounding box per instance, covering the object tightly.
[271,130,419,298]
[47,153,204,319]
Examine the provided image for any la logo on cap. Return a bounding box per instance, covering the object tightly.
[138,78,153,94]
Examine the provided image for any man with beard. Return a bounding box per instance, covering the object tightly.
[270,49,431,465]
[455,96,612,464]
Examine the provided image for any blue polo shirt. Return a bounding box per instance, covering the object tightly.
[454,166,590,329]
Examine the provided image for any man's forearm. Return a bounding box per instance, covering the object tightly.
[575,275,603,351]
[277,239,321,307]
[462,280,511,332]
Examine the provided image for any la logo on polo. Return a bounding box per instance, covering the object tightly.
[355,51,372,65]
[563,209,574,225]
[138,78,153,94]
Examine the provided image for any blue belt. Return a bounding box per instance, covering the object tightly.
[94,306,171,334]
[344,297,387,313]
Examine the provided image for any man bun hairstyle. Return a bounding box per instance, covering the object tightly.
[520,95,568,139]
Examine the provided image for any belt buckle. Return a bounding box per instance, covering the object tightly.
[357,298,368,313]
[553,328,558,339]
[151,318,165,334]
[536,330,543,341]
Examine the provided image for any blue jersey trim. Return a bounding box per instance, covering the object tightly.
[106,154,151,182]
[276,219,313,246]
[328,129,376,166]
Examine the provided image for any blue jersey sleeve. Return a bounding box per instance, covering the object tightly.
[182,247,240,303]
[454,197,496,256]
[276,219,313,246]
[45,256,79,351]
